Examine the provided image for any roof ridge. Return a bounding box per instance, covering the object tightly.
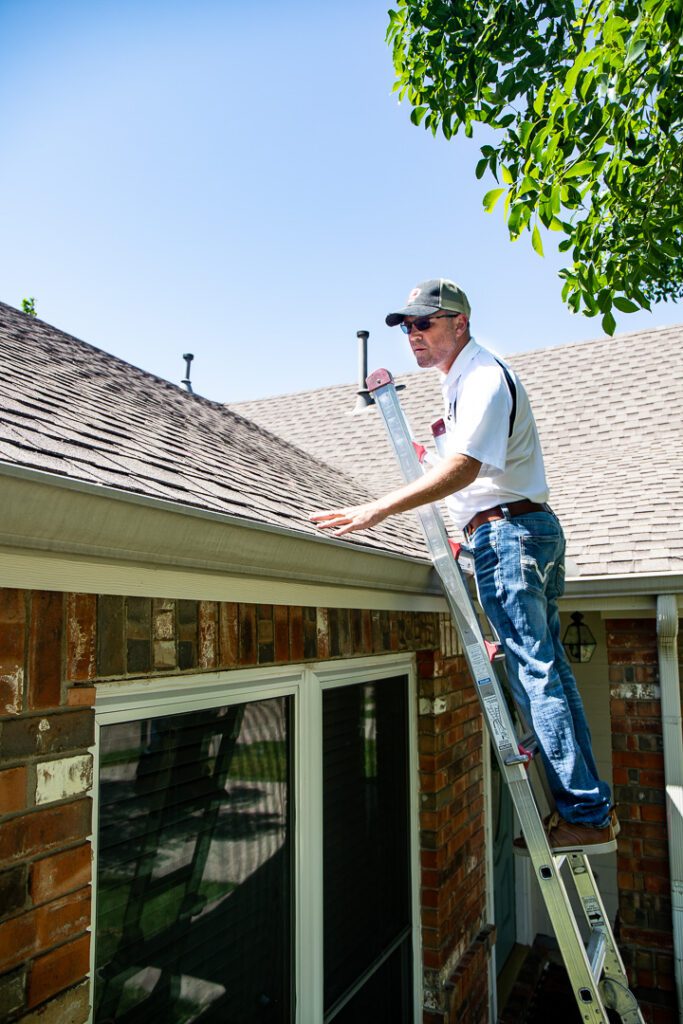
[0,300,232,416]
[505,320,681,359]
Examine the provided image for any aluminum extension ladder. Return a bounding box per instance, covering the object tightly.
[366,368,644,1024]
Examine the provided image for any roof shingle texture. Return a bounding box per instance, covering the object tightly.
[0,302,424,560]
[230,326,683,578]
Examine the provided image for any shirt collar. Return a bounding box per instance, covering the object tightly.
[440,338,480,394]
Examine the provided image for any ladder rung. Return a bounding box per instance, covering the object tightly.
[519,733,539,759]
[412,440,427,463]
[586,929,607,981]
[447,540,475,576]
[504,735,538,765]
[484,639,503,662]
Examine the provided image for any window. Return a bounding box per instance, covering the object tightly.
[92,657,419,1023]
[95,698,292,1022]
[323,678,413,1021]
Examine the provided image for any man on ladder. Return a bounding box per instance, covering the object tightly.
[311,277,618,855]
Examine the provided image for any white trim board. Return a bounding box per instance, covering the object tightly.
[4,545,680,616]
[0,547,446,612]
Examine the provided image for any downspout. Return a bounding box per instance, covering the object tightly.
[657,593,683,1022]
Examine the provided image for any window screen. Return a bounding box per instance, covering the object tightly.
[322,675,413,1022]
[95,697,292,1024]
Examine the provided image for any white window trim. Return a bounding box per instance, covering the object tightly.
[89,653,422,1024]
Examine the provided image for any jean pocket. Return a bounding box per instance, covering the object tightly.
[520,533,560,593]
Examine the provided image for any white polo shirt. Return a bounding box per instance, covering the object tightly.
[440,339,550,531]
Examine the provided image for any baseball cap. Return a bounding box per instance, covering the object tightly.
[385,278,471,326]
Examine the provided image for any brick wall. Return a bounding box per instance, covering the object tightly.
[0,588,491,1024]
[607,617,677,1024]
[0,591,93,1023]
[417,617,491,1021]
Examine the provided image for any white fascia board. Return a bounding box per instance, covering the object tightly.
[0,464,445,611]
[561,572,683,614]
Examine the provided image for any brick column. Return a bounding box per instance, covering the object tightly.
[418,617,492,1023]
[607,617,676,1024]
[0,589,94,1023]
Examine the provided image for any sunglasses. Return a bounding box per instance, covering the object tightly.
[400,313,461,334]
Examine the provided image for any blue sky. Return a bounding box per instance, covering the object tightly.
[1,0,681,402]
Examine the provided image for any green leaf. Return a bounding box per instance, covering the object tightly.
[531,224,544,257]
[410,106,428,126]
[508,204,523,237]
[483,187,506,211]
[549,86,567,114]
[533,80,548,116]
[601,310,617,335]
[624,37,647,67]
[564,48,595,96]
[518,121,533,149]
[565,160,596,179]
[613,297,639,313]
[501,164,514,185]
[517,175,538,197]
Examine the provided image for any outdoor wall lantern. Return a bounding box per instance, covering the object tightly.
[562,612,597,663]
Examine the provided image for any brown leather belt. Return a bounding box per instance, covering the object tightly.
[464,500,548,538]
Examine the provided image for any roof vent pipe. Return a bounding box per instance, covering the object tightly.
[181,353,194,394]
[354,330,374,410]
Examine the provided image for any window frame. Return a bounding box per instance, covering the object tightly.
[89,653,422,1024]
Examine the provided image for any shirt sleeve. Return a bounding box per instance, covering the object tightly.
[447,363,512,472]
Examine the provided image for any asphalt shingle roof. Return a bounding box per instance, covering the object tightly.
[0,302,424,561]
[230,325,683,578]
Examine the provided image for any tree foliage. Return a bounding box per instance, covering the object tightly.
[387,0,683,333]
[21,297,37,317]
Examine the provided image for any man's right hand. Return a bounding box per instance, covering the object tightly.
[308,500,388,537]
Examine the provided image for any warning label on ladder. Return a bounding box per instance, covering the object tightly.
[466,643,492,684]
[483,695,508,748]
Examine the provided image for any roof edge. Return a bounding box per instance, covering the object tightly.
[0,461,445,608]
[565,571,683,600]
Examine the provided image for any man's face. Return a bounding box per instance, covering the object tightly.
[403,312,468,373]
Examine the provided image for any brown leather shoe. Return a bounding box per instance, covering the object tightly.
[541,807,620,836]
[513,809,619,856]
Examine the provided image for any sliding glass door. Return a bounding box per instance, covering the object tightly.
[92,660,417,1024]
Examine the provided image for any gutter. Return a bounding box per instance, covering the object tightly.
[0,460,426,567]
[657,594,683,1022]
[0,461,445,609]
[564,572,683,601]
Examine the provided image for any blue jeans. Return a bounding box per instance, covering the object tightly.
[470,510,611,827]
